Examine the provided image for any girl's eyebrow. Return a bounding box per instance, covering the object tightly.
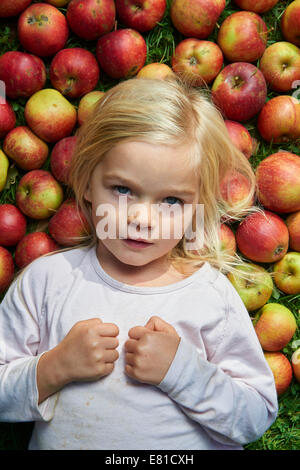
[104,173,196,197]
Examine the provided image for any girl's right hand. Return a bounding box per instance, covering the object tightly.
[37,318,119,404]
[56,318,120,383]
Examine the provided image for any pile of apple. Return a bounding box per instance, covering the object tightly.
[0,0,299,397]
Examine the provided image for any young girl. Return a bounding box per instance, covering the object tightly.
[0,77,278,450]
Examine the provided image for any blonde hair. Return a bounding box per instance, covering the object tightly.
[14,76,267,283]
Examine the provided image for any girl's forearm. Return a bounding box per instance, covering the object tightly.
[36,348,70,405]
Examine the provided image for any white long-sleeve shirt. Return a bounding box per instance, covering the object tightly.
[0,244,278,450]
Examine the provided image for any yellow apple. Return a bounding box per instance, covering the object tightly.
[0,149,9,192]
[45,0,71,6]
[254,303,297,351]
[24,89,77,143]
[291,347,300,383]
[78,91,105,126]
[137,63,175,80]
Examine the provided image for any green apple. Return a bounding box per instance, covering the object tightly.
[273,252,300,294]
[227,263,273,311]
[291,347,300,383]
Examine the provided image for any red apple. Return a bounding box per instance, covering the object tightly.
[3,126,49,171]
[273,252,300,295]
[15,232,59,269]
[220,170,254,209]
[50,136,77,185]
[281,0,300,47]
[291,347,300,383]
[0,247,14,293]
[171,38,223,86]
[170,0,225,39]
[219,224,236,257]
[217,11,268,63]
[18,3,69,57]
[66,0,115,41]
[16,170,64,220]
[286,211,300,251]
[0,101,16,140]
[234,0,279,14]
[115,0,166,32]
[0,204,27,247]
[0,0,32,17]
[256,152,300,213]
[50,48,100,99]
[259,42,300,93]
[78,91,105,126]
[254,303,297,352]
[137,63,175,80]
[0,51,46,100]
[24,88,77,143]
[257,95,300,143]
[227,263,273,311]
[236,211,289,263]
[48,199,91,246]
[96,28,147,79]
[224,120,253,160]
[264,352,293,396]
[212,62,267,122]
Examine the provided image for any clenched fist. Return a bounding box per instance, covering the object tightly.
[124,316,181,386]
[55,318,120,383]
[37,318,119,404]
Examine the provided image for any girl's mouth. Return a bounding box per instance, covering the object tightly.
[123,238,153,249]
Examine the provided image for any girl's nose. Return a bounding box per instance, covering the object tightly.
[127,202,158,232]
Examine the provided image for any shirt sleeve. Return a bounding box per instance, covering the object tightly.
[157,279,279,446]
[0,263,58,423]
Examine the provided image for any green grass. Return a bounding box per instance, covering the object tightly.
[0,0,299,451]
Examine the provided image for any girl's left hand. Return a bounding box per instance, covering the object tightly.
[124,316,181,385]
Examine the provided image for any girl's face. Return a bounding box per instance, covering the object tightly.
[84,140,200,269]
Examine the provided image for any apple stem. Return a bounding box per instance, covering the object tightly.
[260,26,274,37]
[189,56,197,66]
[232,75,244,88]
[274,246,284,255]
[27,16,36,24]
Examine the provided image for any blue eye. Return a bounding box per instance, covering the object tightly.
[114,185,131,195]
[163,196,183,205]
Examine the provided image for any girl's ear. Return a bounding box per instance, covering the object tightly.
[84,185,92,203]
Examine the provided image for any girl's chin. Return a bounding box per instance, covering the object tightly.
[114,252,155,267]
[98,239,171,267]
